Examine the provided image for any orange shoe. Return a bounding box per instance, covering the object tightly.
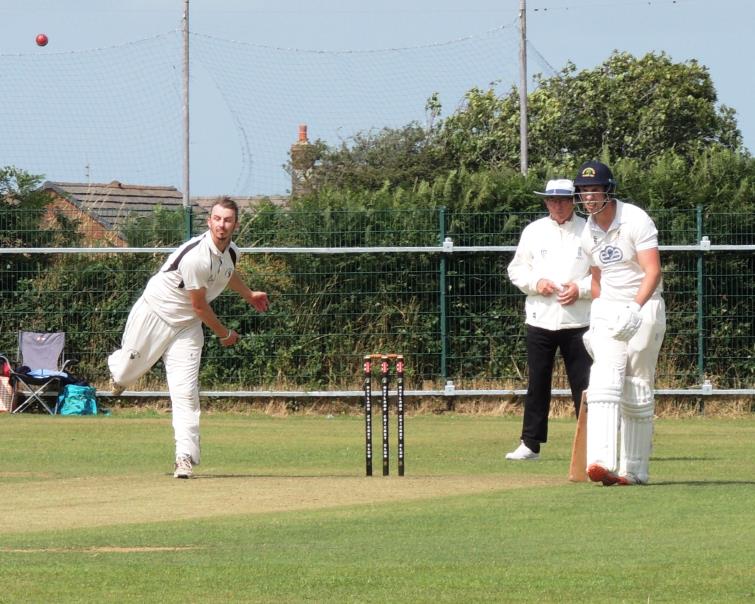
[587,463,621,486]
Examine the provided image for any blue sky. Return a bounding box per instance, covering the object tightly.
[1,0,751,195]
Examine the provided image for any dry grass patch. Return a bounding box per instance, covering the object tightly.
[0,546,198,553]
[4,473,558,535]
[109,395,753,418]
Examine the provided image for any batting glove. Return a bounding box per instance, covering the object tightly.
[613,302,642,342]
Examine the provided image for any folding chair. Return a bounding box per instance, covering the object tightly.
[8,332,77,415]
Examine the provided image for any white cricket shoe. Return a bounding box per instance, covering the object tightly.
[505,442,540,461]
[173,455,193,479]
[109,378,125,396]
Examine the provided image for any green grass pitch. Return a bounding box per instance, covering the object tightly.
[1,411,754,602]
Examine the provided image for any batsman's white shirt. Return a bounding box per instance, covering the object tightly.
[507,213,592,330]
[143,233,239,326]
[580,200,663,302]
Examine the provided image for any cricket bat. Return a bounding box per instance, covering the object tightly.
[568,392,588,482]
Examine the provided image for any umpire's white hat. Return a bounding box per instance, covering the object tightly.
[534,178,575,197]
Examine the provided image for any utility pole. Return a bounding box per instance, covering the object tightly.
[182,0,192,238]
[519,0,528,175]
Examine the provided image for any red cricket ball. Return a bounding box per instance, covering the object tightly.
[36,33,49,47]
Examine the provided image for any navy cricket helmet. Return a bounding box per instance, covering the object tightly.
[573,161,616,193]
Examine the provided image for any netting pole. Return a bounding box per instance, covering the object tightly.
[696,205,705,382]
[518,0,528,175]
[438,207,449,381]
[182,0,193,239]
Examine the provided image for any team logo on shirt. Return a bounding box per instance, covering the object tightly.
[599,245,623,264]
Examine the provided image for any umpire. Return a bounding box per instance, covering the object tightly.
[505,179,593,460]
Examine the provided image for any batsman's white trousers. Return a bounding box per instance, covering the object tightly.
[108,297,204,464]
[590,297,666,383]
[585,297,666,474]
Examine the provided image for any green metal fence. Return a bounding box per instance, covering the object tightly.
[1,205,753,395]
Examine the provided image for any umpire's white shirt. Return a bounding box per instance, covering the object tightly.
[142,232,238,327]
[507,213,592,330]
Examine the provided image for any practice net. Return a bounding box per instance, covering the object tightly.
[0,21,547,196]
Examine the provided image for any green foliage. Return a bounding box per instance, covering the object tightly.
[437,52,745,174]
[0,167,86,339]
[1,169,43,247]
[303,122,449,192]
[437,85,521,171]
[617,145,755,213]
[3,145,754,390]
[303,52,746,199]
[121,205,187,246]
[7,252,160,379]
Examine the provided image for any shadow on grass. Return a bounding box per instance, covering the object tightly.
[648,480,755,486]
[191,473,356,479]
[652,456,712,461]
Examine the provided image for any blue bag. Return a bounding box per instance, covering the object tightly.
[58,384,98,416]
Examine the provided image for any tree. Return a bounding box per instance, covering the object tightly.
[0,166,80,311]
[0,166,55,248]
[437,51,744,173]
[296,123,449,193]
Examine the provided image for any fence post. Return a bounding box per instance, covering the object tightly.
[438,207,448,380]
[184,205,193,240]
[696,205,705,383]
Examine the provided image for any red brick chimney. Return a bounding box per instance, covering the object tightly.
[290,124,315,197]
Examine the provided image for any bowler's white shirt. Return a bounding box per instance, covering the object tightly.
[507,213,592,330]
[142,232,238,327]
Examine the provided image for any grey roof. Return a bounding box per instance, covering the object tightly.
[40,180,289,232]
[193,195,289,213]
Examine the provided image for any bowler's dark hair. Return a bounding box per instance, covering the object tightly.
[211,196,239,221]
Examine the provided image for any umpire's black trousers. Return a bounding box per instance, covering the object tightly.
[521,324,592,453]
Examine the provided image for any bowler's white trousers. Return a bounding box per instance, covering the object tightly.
[108,297,204,464]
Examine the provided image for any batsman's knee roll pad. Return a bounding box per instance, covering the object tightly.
[620,376,654,419]
[586,363,623,404]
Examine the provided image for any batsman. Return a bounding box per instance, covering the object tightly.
[574,161,666,486]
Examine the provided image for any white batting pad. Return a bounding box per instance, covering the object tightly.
[619,377,655,483]
[586,401,619,472]
[585,315,627,405]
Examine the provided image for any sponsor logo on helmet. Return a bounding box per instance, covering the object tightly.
[580,167,597,179]
[599,245,623,264]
